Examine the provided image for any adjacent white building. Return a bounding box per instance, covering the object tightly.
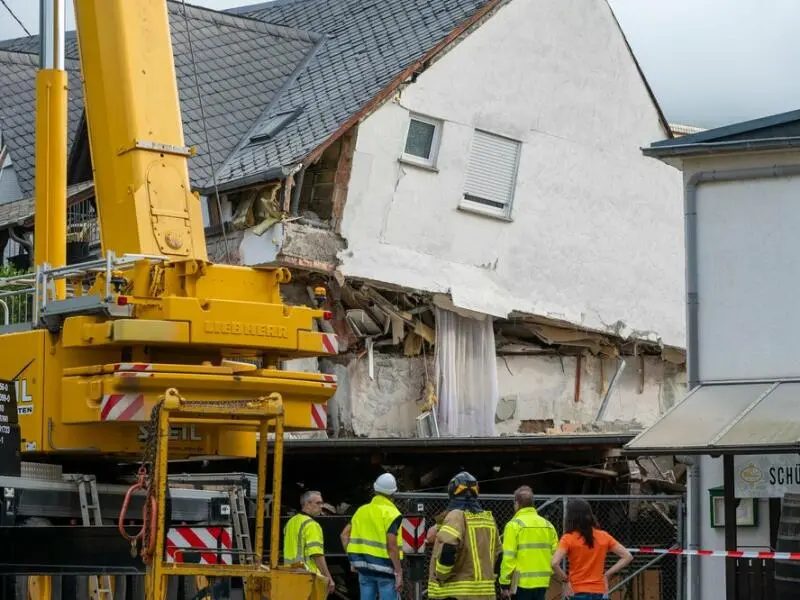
[627,108,800,600]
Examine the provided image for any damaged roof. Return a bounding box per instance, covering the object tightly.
[0,0,498,199]
[0,0,506,203]
[0,1,321,195]
[206,0,499,189]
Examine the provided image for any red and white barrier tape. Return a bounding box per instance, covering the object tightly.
[630,547,800,561]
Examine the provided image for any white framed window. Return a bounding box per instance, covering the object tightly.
[460,129,521,220]
[401,114,442,168]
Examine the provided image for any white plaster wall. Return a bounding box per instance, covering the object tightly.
[340,352,426,437]
[495,355,686,434]
[697,456,771,600]
[339,0,685,347]
[334,352,685,438]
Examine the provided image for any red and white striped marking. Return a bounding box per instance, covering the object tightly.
[401,517,427,554]
[321,333,339,354]
[630,547,800,561]
[115,371,154,379]
[113,363,155,379]
[321,374,337,389]
[311,403,328,429]
[166,527,233,565]
[113,363,154,372]
[100,393,146,421]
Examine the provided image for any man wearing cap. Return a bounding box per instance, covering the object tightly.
[341,473,404,599]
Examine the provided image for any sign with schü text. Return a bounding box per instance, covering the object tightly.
[734,454,800,498]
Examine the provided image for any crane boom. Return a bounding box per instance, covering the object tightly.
[74,0,207,260]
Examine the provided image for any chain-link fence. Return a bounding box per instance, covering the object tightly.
[394,493,684,600]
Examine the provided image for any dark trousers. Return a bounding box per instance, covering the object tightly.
[513,588,547,600]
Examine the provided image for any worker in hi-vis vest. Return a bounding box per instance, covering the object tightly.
[283,490,335,595]
[499,486,558,600]
[341,473,404,599]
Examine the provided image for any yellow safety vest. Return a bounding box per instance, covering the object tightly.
[283,513,325,574]
[499,507,558,589]
[346,495,403,575]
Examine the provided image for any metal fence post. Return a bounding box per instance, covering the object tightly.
[677,496,685,600]
[561,496,568,583]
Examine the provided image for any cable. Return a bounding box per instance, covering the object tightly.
[0,0,31,36]
[410,462,614,493]
[180,0,230,263]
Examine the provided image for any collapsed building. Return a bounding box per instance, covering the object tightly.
[0,0,687,496]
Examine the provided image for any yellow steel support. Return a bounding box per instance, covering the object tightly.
[27,575,52,600]
[256,419,269,566]
[73,0,207,260]
[33,69,67,300]
[145,389,327,600]
[270,415,284,570]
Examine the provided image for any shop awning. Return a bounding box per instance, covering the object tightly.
[624,381,800,456]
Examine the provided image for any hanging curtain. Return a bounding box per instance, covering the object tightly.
[434,307,498,436]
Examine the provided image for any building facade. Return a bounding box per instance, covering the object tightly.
[0,0,688,441]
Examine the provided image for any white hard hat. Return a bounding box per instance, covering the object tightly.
[374,473,398,496]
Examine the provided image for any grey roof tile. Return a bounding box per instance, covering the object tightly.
[0,50,84,197]
[0,1,321,192]
[0,0,491,195]
[214,0,492,188]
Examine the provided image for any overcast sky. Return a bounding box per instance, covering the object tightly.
[0,0,798,129]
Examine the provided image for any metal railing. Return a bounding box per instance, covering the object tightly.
[0,252,169,327]
[67,196,100,247]
[393,492,684,600]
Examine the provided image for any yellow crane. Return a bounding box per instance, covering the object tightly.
[0,0,337,597]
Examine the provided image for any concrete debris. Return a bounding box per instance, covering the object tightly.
[518,419,554,434]
[297,210,329,229]
[207,230,243,264]
[625,457,687,495]
[281,221,345,268]
[338,350,426,437]
[497,315,685,364]
[331,280,677,367]
[334,283,436,358]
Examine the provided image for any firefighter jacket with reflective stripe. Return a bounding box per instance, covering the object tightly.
[499,507,558,589]
[283,513,325,574]
[428,509,501,600]
[346,495,404,576]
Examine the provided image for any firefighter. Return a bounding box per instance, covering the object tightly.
[427,471,501,600]
[341,473,404,599]
[283,490,335,595]
[498,485,558,600]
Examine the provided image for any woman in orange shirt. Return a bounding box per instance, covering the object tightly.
[550,499,633,599]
